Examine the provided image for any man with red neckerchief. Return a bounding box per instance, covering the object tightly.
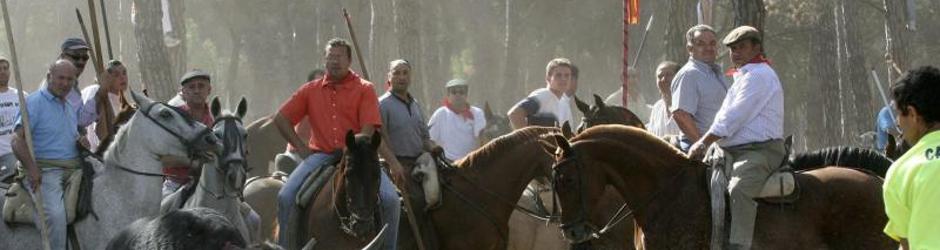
[688,26,785,250]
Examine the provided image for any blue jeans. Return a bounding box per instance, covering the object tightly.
[680,138,693,153]
[24,167,68,250]
[277,153,400,250]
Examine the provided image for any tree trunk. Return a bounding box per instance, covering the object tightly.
[731,0,766,31]
[883,0,914,76]
[166,0,186,81]
[837,0,873,144]
[663,0,697,63]
[133,0,176,101]
[394,0,422,96]
[502,0,521,111]
[806,1,839,149]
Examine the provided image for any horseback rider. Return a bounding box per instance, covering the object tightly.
[688,26,785,250]
[671,25,730,152]
[428,79,487,161]
[272,38,405,247]
[883,66,940,249]
[80,60,129,151]
[0,56,25,178]
[508,58,575,129]
[647,61,681,137]
[11,59,82,250]
[161,70,216,197]
[378,59,445,249]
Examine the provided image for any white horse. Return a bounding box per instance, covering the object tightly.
[162,96,261,245]
[0,91,221,249]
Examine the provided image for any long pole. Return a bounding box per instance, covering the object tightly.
[85,0,104,72]
[99,0,113,59]
[631,14,653,67]
[1,1,49,250]
[342,8,370,80]
[75,10,103,76]
[621,0,631,107]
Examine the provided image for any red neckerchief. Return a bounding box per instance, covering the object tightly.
[725,54,772,76]
[442,99,474,120]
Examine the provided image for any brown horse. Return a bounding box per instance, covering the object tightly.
[548,125,896,249]
[480,102,512,144]
[574,94,644,133]
[398,127,561,250]
[301,131,385,249]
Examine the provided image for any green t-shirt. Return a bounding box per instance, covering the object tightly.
[884,130,940,248]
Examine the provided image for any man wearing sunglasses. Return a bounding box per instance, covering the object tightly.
[428,79,486,161]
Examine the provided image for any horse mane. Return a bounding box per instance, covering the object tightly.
[790,147,892,177]
[572,125,690,165]
[456,126,559,169]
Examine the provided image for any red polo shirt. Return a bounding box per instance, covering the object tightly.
[278,71,382,153]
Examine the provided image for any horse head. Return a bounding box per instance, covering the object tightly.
[338,130,383,239]
[543,133,606,245]
[575,94,645,133]
[208,96,249,197]
[115,91,220,165]
[480,102,511,143]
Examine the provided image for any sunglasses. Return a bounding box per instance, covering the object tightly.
[65,53,89,61]
[449,89,467,95]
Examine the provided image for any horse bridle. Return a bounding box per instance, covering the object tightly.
[551,150,686,244]
[114,102,214,178]
[198,116,247,200]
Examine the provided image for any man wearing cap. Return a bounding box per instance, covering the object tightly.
[0,56,25,177]
[161,69,214,196]
[428,79,486,161]
[688,26,785,250]
[53,38,99,126]
[508,58,574,129]
[671,25,730,152]
[271,38,406,248]
[12,59,81,250]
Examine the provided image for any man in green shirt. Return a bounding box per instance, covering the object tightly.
[883,65,940,250]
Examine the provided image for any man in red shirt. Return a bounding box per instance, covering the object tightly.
[162,69,215,197]
[272,38,405,248]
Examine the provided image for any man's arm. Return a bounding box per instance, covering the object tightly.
[507,106,527,130]
[271,113,309,157]
[12,128,39,189]
[672,110,701,141]
[368,125,406,185]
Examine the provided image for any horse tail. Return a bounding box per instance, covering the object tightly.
[789,147,892,178]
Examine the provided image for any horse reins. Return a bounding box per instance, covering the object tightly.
[113,102,213,178]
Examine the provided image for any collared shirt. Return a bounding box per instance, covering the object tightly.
[707,62,784,147]
[15,88,79,160]
[883,130,940,248]
[379,91,430,158]
[670,58,730,139]
[514,88,573,127]
[278,71,382,153]
[428,105,486,161]
[39,79,94,127]
[646,99,681,137]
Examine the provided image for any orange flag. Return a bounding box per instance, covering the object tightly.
[628,0,640,24]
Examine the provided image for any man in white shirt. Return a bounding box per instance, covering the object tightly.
[0,57,23,176]
[81,60,128,151]
[508,58,574,129]
[647,61,681,137]
[428,79,486,161]
[688,26,786,250]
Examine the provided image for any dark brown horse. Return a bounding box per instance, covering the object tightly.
[548,125,896,249]
[302,131,384,249]
[574,94,644,133]
[480,102,512,144]
[398,127,561,250]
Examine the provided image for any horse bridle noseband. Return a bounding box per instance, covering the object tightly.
[552,150,686,244]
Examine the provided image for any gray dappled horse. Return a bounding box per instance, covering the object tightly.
[0,91,220,249]
[161,97,261,245]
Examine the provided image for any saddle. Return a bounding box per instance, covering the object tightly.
[411,153,442,210]
[285,156,341,250]
[702,136,797,250]
[3,154,101,226]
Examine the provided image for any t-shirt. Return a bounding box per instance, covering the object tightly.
[379,92,430,158]
[883,130,940,248]
[0,88,24,155]
[428,106,486,161]
[514,88,572,127]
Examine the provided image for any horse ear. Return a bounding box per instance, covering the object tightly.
[483,102,494,120]
[345,130,357,149]
[236,97,248,119]
[370,131,382,149]
[553,134,572,156]
[593,94,606,109]
[210,97,222,118]
[130,91,153,110]
[561,121,575,139]
[574,95,590,114]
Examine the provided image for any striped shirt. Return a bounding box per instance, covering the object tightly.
[707,62,784,147]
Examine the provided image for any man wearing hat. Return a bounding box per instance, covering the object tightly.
[688,26,785,250]
[428,78,486,161]
[54,38,98,126]
[161,69,214,196]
